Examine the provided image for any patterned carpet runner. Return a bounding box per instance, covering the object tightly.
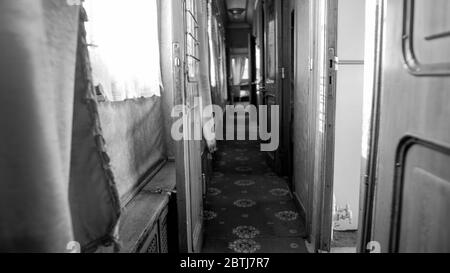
[202,139,308,253]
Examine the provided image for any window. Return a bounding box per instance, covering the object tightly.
[208,4,217,87]
[266,0,276,80]
[230,56,249,85]
[242,58,249,81]
[185,0,200,81]
[84,0,162,101]
[255,46,262,82]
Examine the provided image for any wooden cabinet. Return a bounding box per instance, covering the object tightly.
[119,163,177,253]
[137,206,169,253]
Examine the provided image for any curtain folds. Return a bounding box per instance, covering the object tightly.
[219,35,228,102]
[231,56,247,86]
[0,0,229,253]
[199,0,216,151]
[0,0,80,252]
[208,1,228,106]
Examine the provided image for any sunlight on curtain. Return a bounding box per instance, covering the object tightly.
[242,58,249,81]
[231,56,247,86]
[85,0,162,101]
[207,0,228,104]
[220,37,228,101]
[208,11,218,88]
[255,46,262,82]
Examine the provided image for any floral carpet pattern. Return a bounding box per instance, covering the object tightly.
[202,139,307,253]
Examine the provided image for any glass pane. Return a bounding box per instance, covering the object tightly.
[266,0,276,80]
[242,58,249,81]
[84,0,162,101]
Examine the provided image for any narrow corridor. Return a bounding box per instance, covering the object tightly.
[202,136,308,253]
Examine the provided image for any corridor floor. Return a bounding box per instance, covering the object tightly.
[202,139,308,253]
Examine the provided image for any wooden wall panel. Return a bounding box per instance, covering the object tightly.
[292,0,313,235]
[370,0,450,252]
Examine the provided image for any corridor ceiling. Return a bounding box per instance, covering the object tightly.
[225,0,256,25]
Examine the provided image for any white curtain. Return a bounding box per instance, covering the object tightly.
[208,10,218,88]
[85,0,162,101]
[220,36,228,101]
[199,0,216,151]
[231,56,247,86]
[208,1,230,106]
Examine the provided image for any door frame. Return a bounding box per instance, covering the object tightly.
[255,0,265,109]
[281,0,297,182]
[174,0,204,253]
[315,0,338,252]
[358,0,384,253]
[263,0,283,173]
[249,34,257,106]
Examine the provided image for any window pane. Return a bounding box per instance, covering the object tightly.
[186,0,200,82]
[85,0,162,101]
[242,58,249,81]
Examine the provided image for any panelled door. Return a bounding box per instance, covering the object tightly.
[363,0,450,253]
[263,0,283,172]
[185,0,204,253]
[175,0,204,253]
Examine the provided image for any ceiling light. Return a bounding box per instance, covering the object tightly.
[228,8,245,16]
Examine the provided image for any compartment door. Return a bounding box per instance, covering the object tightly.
[365,0,450,253]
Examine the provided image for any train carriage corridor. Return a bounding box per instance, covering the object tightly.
[202,112,307,253]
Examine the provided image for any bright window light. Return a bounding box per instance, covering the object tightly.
[85,0,162,101]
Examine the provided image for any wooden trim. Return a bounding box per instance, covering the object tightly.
[120,159,168,208]
[358,0,385,253]
[317,0,338,252]
[305,0,316,246]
